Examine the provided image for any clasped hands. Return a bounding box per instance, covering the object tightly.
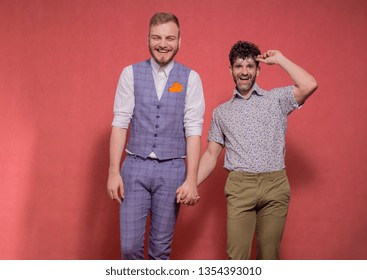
[176,181,200,207]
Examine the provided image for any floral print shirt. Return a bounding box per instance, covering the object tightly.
[208,83,299,173]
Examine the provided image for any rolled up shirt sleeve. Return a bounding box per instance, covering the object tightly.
[184,70,205,137]
[111,66,134,129]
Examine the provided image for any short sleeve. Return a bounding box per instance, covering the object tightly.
[208,109,225,145]
[274,85,299,116]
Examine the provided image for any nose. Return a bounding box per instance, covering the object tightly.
[240,67,249,75]
[158,39,167,48]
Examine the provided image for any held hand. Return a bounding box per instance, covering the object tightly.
[176,181,200,206]
[256,50,284,65]
[107,172,124,204]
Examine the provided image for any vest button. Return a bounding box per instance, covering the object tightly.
[152,144,157,148]
[156,115,160,118]
[155,125,159,128]
[157,105,161,109]
[154,134,158,137]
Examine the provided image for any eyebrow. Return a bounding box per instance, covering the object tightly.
[150,34,177,39]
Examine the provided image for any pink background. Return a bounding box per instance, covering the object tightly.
[1,0,367,259]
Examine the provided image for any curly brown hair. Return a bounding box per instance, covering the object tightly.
[229,41,261,67]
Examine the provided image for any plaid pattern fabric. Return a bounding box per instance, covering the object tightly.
[120,155,185,259]
[127,60,190,160]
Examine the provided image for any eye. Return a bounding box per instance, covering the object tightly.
[151,35,160,41]
[166,37,176,41]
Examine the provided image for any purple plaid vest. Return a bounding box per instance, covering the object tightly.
[126,60,190,160]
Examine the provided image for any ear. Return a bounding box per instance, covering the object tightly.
[229,65,233,76]
[256,66,260,77]
[178,37,181,48]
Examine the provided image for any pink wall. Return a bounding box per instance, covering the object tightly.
[1,0,367,259]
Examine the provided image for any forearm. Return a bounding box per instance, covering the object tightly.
[258,50,318,104]
[197,142,223,185]
[197,150,218,185]
[277,55,318,102]
[109,126,128,174]
[185,135,201,185]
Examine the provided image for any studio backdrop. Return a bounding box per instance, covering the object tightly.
[1,0,367,259]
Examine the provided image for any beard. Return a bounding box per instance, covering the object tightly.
[234,74,256,96]
[149,46,179,67]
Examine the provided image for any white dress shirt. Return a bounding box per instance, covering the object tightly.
[112,58,205,137]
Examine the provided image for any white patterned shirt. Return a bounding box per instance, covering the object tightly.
[208,83,299,173]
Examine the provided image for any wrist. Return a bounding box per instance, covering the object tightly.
[185,179,198,187]
[109,166,120,175]
[277,54,289,67]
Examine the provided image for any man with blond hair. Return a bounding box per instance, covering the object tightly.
[107,13,205,260]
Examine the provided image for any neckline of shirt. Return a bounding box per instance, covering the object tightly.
[150,58,174,78]
[232,83,263,102]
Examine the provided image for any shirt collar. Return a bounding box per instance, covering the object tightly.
[150,58,174,77]
[231,83,263,102]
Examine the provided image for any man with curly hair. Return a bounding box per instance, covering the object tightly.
[197,41,317,259]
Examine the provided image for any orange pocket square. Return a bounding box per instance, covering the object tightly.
[169,82,183,93]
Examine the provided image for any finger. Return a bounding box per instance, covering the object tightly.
[112,190,122,204]
[255,57,267,63]
[257,52,266,59]
[191,196,200,205]
[184,195,197,205]
[264,50,273,57]
[176,188,185,199]
[116,191,122,203]
[267,50,275,56]
[107,189,114,199]
[187,198,199,206]
[177,192,185,203]
[183,195,191,204]
[119,186,124,200]
[118,191,124,203]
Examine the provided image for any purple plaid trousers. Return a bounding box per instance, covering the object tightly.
[120,155,185,259]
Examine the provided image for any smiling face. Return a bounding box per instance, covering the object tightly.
[230,57,260,97]
[148,21,180,67]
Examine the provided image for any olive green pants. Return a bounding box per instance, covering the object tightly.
[224,169,290,260]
